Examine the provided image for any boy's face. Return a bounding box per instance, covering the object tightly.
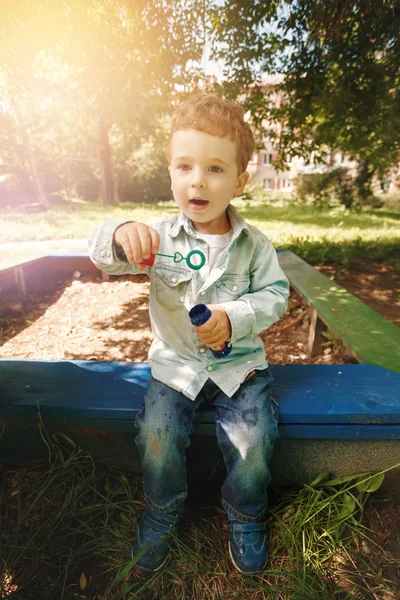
[169,129,249,235]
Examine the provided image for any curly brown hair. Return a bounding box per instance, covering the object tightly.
[166,94,255,173]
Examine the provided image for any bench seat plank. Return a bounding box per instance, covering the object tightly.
[1,361,399,432]
[278,251,400,373]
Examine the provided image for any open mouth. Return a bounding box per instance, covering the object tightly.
[189,199,209,209]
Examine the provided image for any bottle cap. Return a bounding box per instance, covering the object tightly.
[189,304,211,327]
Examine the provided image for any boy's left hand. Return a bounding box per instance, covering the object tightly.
[194,305,232,350]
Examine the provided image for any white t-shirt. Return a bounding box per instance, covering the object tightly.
[197,229,233,275]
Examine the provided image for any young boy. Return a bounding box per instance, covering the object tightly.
[89,94,289,575]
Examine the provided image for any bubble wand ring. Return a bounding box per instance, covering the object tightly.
[141,249,206,271]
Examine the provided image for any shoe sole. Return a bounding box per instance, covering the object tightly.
[228,540,267,576]
[132,546,170,573]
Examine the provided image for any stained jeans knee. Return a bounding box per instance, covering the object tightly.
[214,368,278,522]
[135,376,201,514]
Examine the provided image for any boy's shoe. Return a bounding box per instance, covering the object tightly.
[132,509,180,572]
[228,521,268,575]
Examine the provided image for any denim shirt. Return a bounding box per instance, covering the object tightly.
[88,205,289,400]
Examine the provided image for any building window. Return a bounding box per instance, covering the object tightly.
[281,178,292,190]
[263,153,273,165]
[263,178,274,190]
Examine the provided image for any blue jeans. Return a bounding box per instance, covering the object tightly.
[135,368,279,523]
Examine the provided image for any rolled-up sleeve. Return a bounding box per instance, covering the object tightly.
[219,240,289,343]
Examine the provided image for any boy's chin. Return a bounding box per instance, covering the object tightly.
[189,213,231,235]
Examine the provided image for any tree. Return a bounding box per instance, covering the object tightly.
[0,1,205,205]
[209,0,400,203]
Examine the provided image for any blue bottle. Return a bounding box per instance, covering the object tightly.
[189,304,232,358]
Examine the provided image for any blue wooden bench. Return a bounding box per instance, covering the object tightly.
[1,360,399,490]
[1,252,400,492]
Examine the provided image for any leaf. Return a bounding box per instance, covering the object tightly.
[115,583,137,598]
[52,432,76,448]
[339,493,356,518]
[79,572,87,590]
[308,471,335,487]
[322,331,333,339]
[317,471,373,488]
[109,552,147,589]
[356,472,385,493]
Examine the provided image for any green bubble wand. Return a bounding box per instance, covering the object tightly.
[141,249,206,271]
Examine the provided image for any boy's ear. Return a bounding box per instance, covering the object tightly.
[168,165,172,189]
[235,171,250,196]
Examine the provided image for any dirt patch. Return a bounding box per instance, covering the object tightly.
[0,273,355,365]
[1,258,396,363]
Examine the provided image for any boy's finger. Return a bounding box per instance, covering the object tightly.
[120,234,135,264]
[127,232,143,264]
[137,227,152,260]
[195,319,218,335]
[149,228,160,255]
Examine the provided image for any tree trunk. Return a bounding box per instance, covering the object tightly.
[355,160,374,207]
[13,100,48,208]
[99,116,116,205]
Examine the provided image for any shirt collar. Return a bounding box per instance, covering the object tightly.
[169,204,250,240]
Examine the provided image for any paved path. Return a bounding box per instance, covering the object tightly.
[0,238,88,251]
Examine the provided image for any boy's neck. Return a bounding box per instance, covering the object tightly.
[190,211,231,236]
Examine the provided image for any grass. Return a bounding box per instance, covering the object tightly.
[1,432,399,600]
[0,196,399,269]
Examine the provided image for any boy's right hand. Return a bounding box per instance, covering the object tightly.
[113,222,160,271]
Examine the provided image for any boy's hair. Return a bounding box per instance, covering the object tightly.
[166,94,256,173]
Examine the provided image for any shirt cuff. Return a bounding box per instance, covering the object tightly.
[219,300,254,343]
[89,219,132,265]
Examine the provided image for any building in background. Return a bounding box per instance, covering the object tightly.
[200,74,398,194]
[245,75,360,194]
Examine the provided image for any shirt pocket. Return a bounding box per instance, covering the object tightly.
[215,273,250,303]
[155,264,193,311]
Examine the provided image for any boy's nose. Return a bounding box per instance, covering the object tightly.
[190,168,206,189]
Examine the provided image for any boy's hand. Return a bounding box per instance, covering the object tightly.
[194,305,232,350]
[113,222,160,271]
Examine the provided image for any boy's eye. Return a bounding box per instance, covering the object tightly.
[177,164,190,171]
[210,165,223,173]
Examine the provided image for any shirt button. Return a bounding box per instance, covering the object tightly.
[171,277,177,283]
[179,297,184,303]
[207,366,213,372]
[107,250,111,257]
[200,348,206,354]
[200,291,206,296]
[232,285,238,291]
[100,251,105,258]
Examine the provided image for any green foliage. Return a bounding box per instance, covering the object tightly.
[210,0,400,199]
[296,168,356,208]
[0,0,205,206]
[283,235,400,267]
[117,132,171,203]
[239,173,269,203]
[5,388,400,600]
[1,429,398,599]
